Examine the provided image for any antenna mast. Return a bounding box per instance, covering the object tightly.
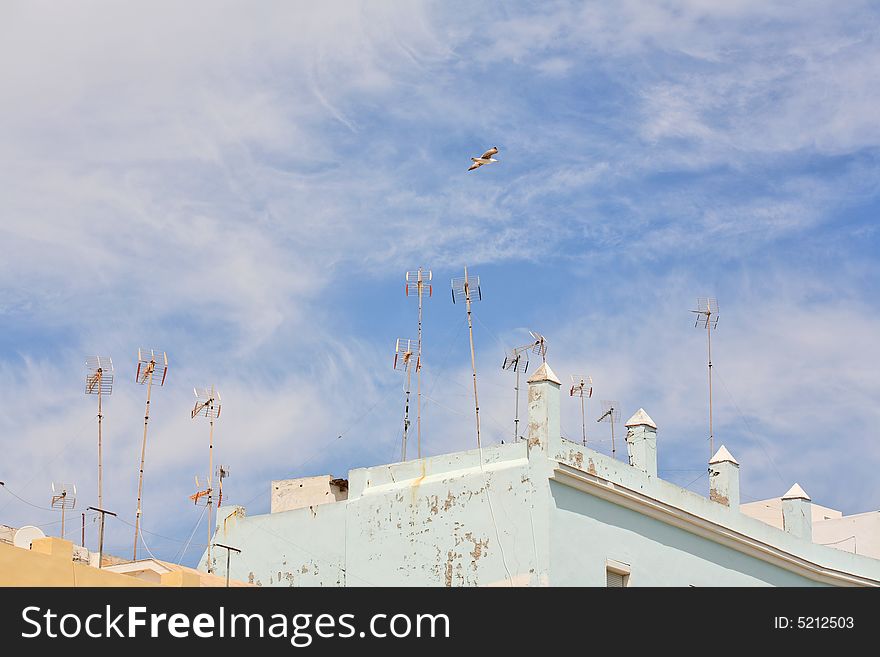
[393,339,417,461]
[570,375,593,446]
[133,348,168,560]
[85,356,113,513]
[87,505,116,569]
[502,331,548,442]
[451,267,482,448]
[597,400,620,459]
[405,268,432,459]
[191,385,221,574]
[692,297,719,460]
[51,483,76,540]
[213,542,241,587]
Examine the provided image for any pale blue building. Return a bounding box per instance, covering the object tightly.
[201,363,880,586]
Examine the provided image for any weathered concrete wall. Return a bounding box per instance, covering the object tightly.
[345,443,542,587]
[206,434,880,586]
[208,443,545,587]
[201,360,880,587]
[207,501,346,586]
[271,475,347,514]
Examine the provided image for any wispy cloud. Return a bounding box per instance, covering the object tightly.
[2,1,880,562]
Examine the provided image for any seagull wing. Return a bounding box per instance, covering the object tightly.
[468,161,483,171]
[480,147,498,159]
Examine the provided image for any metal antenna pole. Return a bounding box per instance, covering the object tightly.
[611,417,616,459]
[97,378,103,511]
[504,331,545,442]
[133,349,168,561]
[597,400,619,459]
[404,362,412,461]
[452,267,483,449]
[465,268,481,448]
[417,268,424,459]
[394,340,416,461]
[51,484,76,542]
[692,298,719,463]
[86,356,113,538]
[81,512,85,547]
[570,375,592,447]
[405,268,432,459]
[191,385,220,573]
[88,506,116,568]
[213,542,240,587]
[707,314,714,460]
[514,368,520,442]
[207,415,214,573]
[581,395,586,446]
[217,465,230,508]
[134,362,153,560]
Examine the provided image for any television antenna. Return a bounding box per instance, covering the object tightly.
[597,400,620,459]
[451,267,482,448]
[133,348,168,560]
[405,268,432,458]
[191,385,221,573]
[393,338,417,461]
[502,331,549,441]
[51,483,76,540]
[569,375,593,446]
[691,297,719,460]
[85,356,113,513]
[529,331,548,363]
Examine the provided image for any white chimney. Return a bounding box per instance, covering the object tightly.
[526,362,560,457]
[708,445,740,508]
[624,408,657,477]
[781,483,812,541]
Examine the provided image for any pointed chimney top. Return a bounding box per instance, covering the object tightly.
[782,483,811,501]
[624,408,656,429]
[709,444,739,466]
[527,362,560,385]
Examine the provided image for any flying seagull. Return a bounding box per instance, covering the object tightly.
[468,146,499,172]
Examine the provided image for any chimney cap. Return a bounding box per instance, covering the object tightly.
[782,483,811,501]
[527,362,561,385]
[709,444,739,465]
[624,408,656,429]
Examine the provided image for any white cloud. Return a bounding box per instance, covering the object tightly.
[2,1,879,563]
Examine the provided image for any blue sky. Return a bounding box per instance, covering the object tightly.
[1,1,879,566]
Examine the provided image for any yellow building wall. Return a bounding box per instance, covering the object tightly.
[0,538,197,587]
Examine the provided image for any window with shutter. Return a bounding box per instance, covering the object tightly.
[606,569,628,587]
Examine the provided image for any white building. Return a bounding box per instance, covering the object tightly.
[201,362,880,587]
